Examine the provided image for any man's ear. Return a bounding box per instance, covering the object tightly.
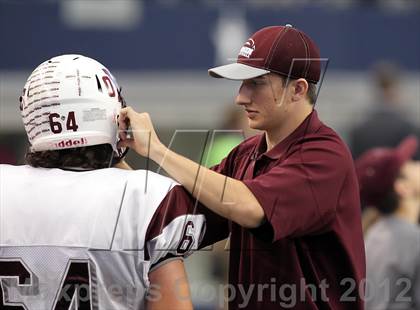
[291,78,308,102]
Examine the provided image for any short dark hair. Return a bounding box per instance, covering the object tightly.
[374,171,406,215]
[25,144,119,170]
[278,75,318,105]
[306,82,318,105]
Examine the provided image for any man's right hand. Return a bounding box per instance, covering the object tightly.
[117,107,164,160]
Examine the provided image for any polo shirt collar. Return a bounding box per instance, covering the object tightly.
[253,110,321,160]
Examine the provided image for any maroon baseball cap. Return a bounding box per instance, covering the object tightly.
[355,136,418,207]
[208,24,321,83]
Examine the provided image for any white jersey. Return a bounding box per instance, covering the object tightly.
[0,164,206,309]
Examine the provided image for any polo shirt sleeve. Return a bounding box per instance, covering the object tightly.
[210,155,232,176]
[243,140,349,241]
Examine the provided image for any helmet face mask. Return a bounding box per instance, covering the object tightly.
[21,54,127,160]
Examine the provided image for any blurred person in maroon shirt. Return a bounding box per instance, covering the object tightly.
[356,136,420,310]
[119,25,365,309]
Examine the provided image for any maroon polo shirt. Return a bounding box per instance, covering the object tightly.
[208,110,366,309]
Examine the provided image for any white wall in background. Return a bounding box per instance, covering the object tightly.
[60,0,143,30]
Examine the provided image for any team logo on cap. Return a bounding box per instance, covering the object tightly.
[239,38,255,58]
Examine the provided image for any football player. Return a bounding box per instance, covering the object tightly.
[0,55,219,309]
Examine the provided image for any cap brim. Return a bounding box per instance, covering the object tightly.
[396,135,418,163]
[208,63,270,80]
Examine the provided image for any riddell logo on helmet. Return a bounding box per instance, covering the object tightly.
[55,138,87,148]
[239,38,256,58]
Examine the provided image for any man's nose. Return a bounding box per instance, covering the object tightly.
[235,83,252,106]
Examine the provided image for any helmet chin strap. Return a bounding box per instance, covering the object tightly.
[108,145,129,168]
[109,100,129,168]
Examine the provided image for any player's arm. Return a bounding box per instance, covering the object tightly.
[118,107,264,228]
[146,259,192,310]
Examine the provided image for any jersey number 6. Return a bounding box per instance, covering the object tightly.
[176,221,195,255]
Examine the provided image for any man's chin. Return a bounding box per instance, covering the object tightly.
[248,121,263,131]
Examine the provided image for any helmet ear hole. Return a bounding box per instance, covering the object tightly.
[19,95,23,111]
[95,75,103,93]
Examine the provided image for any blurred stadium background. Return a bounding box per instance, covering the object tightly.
[1,0,419,309]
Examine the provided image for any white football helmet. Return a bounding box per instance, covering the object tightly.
[20,54,126,158]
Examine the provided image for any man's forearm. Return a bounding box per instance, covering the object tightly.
[151,143,265,228]
[116,107,265,227]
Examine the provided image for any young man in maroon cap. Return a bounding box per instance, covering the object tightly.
[119,25,366,309]
[356,136,420,310]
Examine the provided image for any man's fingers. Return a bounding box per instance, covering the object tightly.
[119,106,132,118]
[118,128,127,140]
[118,108,132,138]
[120,107,131,121]
[118,139,134,149]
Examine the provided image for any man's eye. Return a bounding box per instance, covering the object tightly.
[252,80,264,86]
